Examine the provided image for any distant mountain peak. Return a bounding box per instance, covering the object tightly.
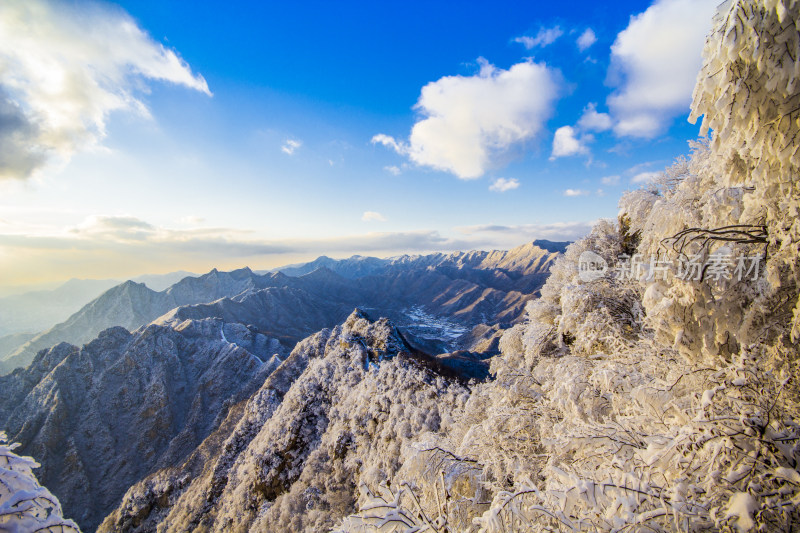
[300,266,346,282]
[530,239,570,254]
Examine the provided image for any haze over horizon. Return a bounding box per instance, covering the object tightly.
[0,0,717,290]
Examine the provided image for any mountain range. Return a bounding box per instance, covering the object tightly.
[0,241,562,376]
[0,241,563,530]
[0,271,196,347]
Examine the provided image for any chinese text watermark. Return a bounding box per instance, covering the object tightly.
[578,251,763,283]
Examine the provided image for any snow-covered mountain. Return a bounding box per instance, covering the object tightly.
[4,2,799,532]
[0,317,280,531]
[275,240,567,281]
[99,310,469,533]
[0,242,560,529]
[0,272,196,340]
[1,243,560,375]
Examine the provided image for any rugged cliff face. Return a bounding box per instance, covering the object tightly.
[0,317,280,531]
[99,310,469,533]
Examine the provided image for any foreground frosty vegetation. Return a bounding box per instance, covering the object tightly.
[339,0,800,530]
[1,0,798,531]
[0,432,79,532]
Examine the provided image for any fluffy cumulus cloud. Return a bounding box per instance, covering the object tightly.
[281,139,302,155]
[489,177,520,192]
[361,211,386,222]
[550,103,611,161]
[576,28,597,51]
[607,0,717,138]
[0,0,211,180]
[550,126,591,160]
[372,59,559,179]
[577,103,612,132]
[514,26,564,49]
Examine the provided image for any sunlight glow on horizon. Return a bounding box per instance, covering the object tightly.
[0,0,715,289]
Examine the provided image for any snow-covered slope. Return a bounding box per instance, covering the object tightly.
[0,317,280,531]
[99,310,469,533]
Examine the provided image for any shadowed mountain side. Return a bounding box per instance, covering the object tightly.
[0,320,279,531]
[0,270,292,375]
[157,285,359,348]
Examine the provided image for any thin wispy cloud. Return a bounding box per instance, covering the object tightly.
[457,221,593,243]
[564,188,590,197]
[281,139,302,155]
[372,58,559,179]
[384,165,401,176]
[0,216,486,283]
[361,211,387,222]
[514,26,564,49]
[576,28,597,51]
[601,175,621,186]
[0,0,210,180]
[178,215,206,225]
[489,178,520,192]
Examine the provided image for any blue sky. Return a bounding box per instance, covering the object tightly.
[0,0,718,291]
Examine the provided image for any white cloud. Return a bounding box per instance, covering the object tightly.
[631,171,660,183]
[71,215,155,241]
[281,139,302,155]
[564,188,590,197]
[457,221,593,243]
[550,126,591,160]
[371,134,404,152]
[576,28,597,51]
[372,59,559,179]
[514,26,564,49]
[489,177,520,192]
[601,175,621,186]
[0,0,210,180]
[2,213,601,285]
[384,165,401,176]
[178,215,206,225]
[577,103,612,132]
[607,0,717,138]
[361,211,387,222]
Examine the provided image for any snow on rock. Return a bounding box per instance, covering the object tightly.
[0,318,272,531]
[99,310,469,533]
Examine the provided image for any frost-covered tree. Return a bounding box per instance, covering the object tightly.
[338,1,800,531]
[688,0,800,343]
[0,432,80,533]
